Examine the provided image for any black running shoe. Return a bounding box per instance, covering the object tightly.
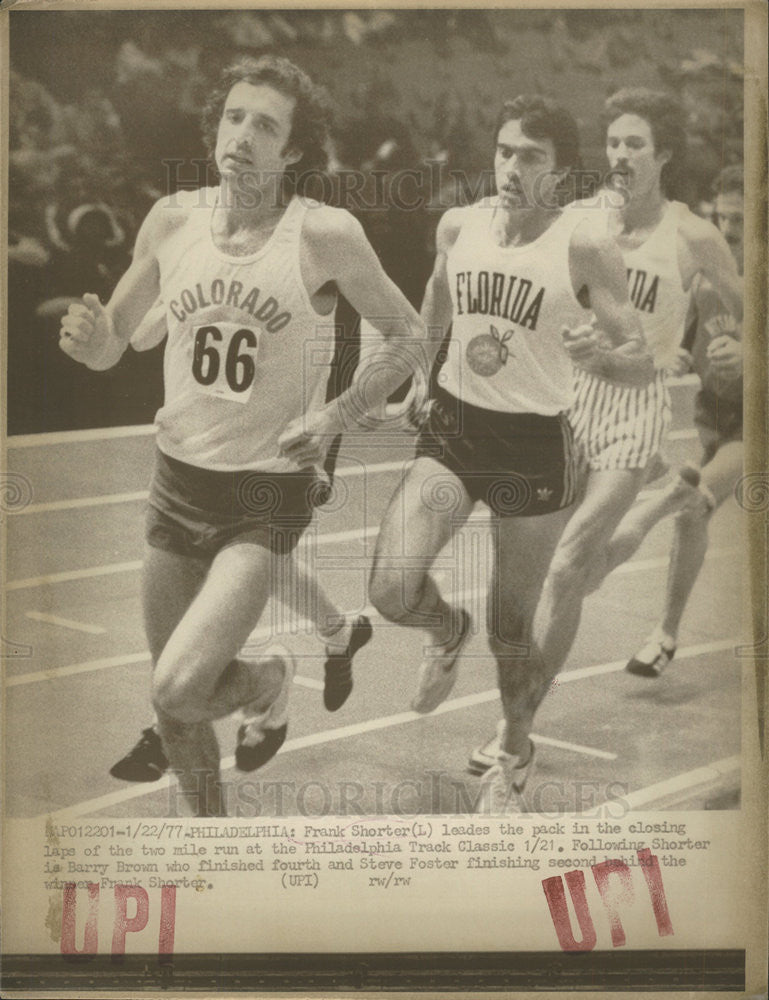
[110,728,168,782]
[323,615,373,711]
[236,722,289,772]
[625,636,676,677]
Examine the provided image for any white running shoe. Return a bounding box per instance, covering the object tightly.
[236,646,296,771]
[625,633,676,678]
[411,608,471,714]
[476,741,536,815]
[468,719,505,775]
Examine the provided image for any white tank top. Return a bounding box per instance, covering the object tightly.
[569,198,691,371]
[154,190,335,471]
[441,199,587,414]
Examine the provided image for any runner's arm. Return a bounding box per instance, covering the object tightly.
[59,198,172,370]
[420,208,465,366]
[302,207,429,431]
[689,276,743,383]
[278,208,429,463]
[682,212,743,322]
[568,225,654,386]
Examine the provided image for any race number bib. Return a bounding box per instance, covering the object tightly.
[190,323,259,403]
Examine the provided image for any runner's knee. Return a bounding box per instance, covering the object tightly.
[546,548,591,602]
[369,566,426,623]
[152,651,223,722]
[153,677,205,723]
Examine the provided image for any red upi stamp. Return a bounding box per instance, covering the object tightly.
[542,848,674,950]
[61,883,176,957]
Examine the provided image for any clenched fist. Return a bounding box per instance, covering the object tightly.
[707,335,743,380]
[561,320,603,364]
[59,293,121,370]
[278,405,345,469]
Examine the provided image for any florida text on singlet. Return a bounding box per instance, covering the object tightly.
[441,197,589,415]
[154,189,335,471]
[569,197,692,371]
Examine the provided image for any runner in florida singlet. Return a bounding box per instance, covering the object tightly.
[566,197,693,471]
[155,188,336,472]
[619,200,692,370]
[569,196,693,369]
[440,197,589,416]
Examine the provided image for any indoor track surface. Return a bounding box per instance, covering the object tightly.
[4,377,744,819]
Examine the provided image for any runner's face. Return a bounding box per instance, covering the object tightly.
[494,119,561,211]
[215,82,299,188]
[606,113,668,200]
[714,191,744,270]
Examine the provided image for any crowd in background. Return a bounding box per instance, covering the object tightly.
[7,9,743,433]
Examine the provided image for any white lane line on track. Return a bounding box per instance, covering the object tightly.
[6,651,150,686]
[612,549,741,576]
[555,639,738,684]
[8,375,702,450]
[534,736,616,760]
[7,561,144,591]
[24,612,107,636]
[6,538,741,690]
[13,459,414,516]
[7,424,158,448]
[12,467,665,519]
[6,524,378,590]
[6,536,739,593]
[4,655,321,692]
[599,755,740,811]
[428,690,618,760]
[12,428,706,516]
[293,675,324,692]
[38,637,737,819]
[7,557,741,687]
[20,491,150,515]
[40,725,611,821]
[5,523,381,590]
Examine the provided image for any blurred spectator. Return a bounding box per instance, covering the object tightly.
[7,226,51,434]
[42,201,128,305]
[7,10,744,434]
[19,203,126,432]
[677,50,744,205]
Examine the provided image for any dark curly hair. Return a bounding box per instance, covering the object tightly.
[603,88,687,195]
[202,56,332,195]
[494,95,582,172]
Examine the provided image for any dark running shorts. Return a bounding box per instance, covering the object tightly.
[146,448,323,559]
[694,389,743,464]
[415,386,579,517]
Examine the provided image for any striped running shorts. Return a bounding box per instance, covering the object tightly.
[568,368,671,471]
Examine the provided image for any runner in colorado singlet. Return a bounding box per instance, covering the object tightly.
[468,90,742,782]
[367,95,652,814]
[154,192,331,470]
[106,188,375,787]
[60,56,424,817]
